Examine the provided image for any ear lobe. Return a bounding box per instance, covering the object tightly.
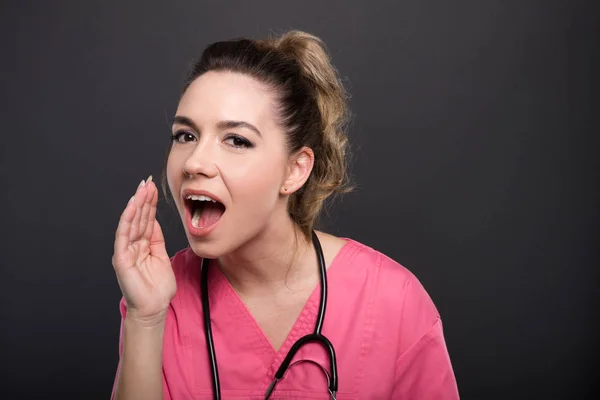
[281,147,314,194]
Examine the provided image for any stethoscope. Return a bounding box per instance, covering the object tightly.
[200,230,338,400]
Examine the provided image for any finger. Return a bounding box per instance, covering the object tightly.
[138,181,153,239]
[143,183,159,240]
[129,180,147,240]
[114,196,137,257]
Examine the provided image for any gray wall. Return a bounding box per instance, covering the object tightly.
[1,0,597,398]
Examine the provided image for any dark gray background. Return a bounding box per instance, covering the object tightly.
[1,0,598,399]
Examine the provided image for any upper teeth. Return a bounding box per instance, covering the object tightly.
[186,194,217,202]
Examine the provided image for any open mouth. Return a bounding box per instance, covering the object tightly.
[184,194,226,229]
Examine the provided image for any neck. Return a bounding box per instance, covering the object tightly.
[217,215,315,296]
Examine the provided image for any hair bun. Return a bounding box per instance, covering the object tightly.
[271,31,349,131]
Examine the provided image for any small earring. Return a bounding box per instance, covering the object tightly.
[283,187,288,192]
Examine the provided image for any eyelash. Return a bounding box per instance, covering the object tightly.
[170,131,195,143]
[226,134,255,149]
[170,131,254,149]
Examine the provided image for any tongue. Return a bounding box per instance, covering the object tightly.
[198,202,224,227]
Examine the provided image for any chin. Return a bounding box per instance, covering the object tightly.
[186,239,226,260]
[190,243,224,259]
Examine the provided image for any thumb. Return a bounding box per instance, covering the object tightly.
[149,219,168,259]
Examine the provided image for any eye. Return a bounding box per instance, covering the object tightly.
[224,134,254,149]
[171,131,196,143]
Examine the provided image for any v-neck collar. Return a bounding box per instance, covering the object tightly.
[206,238,355,387]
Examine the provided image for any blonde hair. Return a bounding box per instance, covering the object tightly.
[162,30,354,240]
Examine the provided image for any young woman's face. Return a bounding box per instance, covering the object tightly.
[167,71,291,257]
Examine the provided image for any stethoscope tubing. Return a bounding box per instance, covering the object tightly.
[200,230,338,400]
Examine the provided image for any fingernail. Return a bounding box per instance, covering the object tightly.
[138,179,145,188]
[147,175,153,184]
[129,196,135,204]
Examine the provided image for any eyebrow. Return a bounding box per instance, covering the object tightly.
[172,115,262,137]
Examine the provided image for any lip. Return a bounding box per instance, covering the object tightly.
[181,188,225,205]
[181,188,226,238]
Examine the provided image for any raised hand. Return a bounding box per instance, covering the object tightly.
[112,176,176,324]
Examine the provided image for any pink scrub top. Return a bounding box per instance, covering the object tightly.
[111,238,460,399]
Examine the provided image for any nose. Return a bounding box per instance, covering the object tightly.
[182,139,219,179]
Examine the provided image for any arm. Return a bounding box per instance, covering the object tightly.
[392,318,460,399]
[392,276,460,399]
[112,312,166,400]
[111,299,170,400]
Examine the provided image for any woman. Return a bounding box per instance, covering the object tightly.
[110,30,459,399]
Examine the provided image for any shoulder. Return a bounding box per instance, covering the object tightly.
[341,237,429,296]
[168,246,204,307]
[341,237,441,341]
[169,246,202,283]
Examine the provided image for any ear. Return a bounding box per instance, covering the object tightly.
[280,146,314,195]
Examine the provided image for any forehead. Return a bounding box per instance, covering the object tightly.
[176,71,278,129]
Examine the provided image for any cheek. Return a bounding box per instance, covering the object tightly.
[225,154,285,202]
